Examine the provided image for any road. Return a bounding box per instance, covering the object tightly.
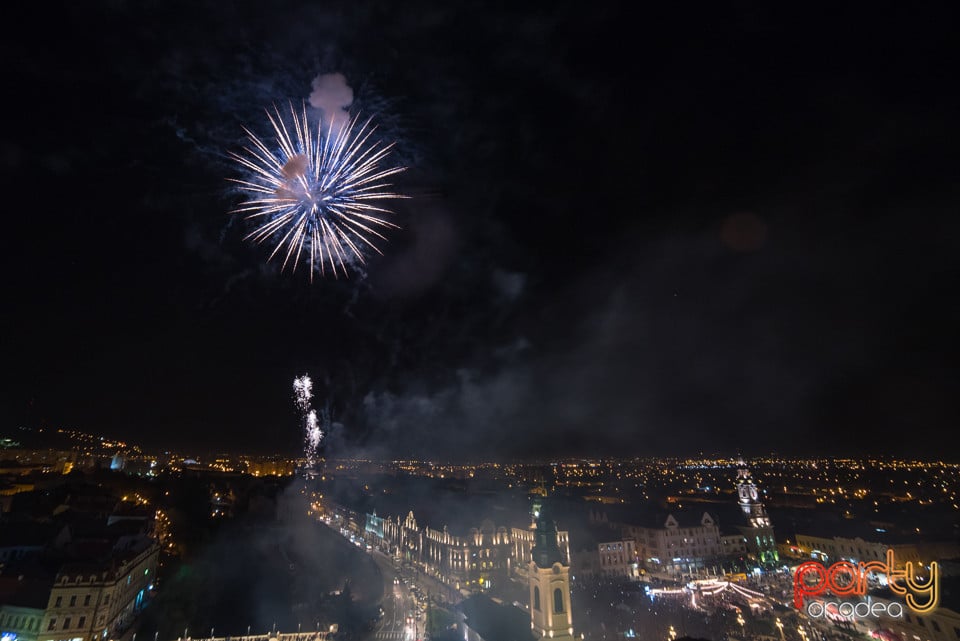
[365,550,423,641]
[367,551,414,640]
[312,518,424,641]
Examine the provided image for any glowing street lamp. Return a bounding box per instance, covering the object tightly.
[776,618,785,641]
[669,625,677,641]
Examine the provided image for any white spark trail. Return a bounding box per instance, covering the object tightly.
[293,374,324,469]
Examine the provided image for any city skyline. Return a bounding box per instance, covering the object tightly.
[3,2,959,460]
[0,425,957,640]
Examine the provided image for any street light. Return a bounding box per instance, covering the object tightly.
[669,625,677,641]
[776,618,785,641]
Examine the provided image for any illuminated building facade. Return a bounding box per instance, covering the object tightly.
[597,539,640,579]
[0,540,158,641]
[40,540,158,641]
[0,603,45,641]
[372,506,569,594]
[624,512,744,576]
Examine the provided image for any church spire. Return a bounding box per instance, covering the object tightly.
[732,458,779,567]
[531,502,564,568]
[528,498,574,639]
[735,458,769,526]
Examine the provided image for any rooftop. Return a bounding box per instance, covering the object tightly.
[458,594,536,641]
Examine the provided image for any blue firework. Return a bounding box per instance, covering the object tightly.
[229,103,406,279]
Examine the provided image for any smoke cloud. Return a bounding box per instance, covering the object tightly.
[309,72,354,135]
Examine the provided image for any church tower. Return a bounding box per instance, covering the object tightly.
[734,459,779,567]
[735,458,771,528]
[529,502,575,640]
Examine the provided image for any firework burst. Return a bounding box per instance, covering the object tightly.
[230,103,406,279]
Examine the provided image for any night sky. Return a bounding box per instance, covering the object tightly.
[2,2,958,459]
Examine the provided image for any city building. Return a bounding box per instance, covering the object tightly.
[584,459,773,577]
[622,511,746,577]
[792,532,960,566]
[861,577,960,641]
[41,536,157,641]
[368,504,569,595]
[0,589,47,641]
[597,539,640,579]
[0,534,158,641]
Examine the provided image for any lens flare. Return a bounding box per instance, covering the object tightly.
[230,103,406,279]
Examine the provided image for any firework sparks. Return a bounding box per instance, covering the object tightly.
[230,103,406,279]
[293,374,323,468]
[293,374,312,411]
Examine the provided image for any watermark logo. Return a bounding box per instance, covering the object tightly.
[794,550,939,617]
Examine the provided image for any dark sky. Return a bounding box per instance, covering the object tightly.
[2,1,958,459]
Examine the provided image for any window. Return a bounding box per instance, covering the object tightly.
[932,621,941,633]
[533,586,540,610]
[918,618,925,628]
[78,617,86,629]
[103,595,110,605]
[55,596,63,607]
[952,626,960,639]
[84,595,91,606]
[554,588,564,614]
[49,619,57,631]
[70,595,77,606]
[64,617,72,630]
